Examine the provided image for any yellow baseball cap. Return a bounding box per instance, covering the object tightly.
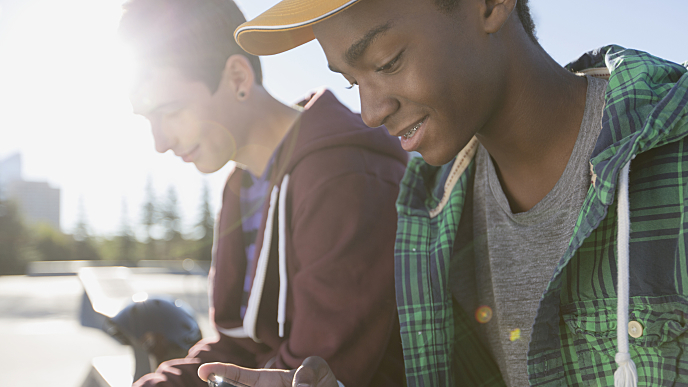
[235,0,360,56]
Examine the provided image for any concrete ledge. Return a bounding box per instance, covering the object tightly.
[27,260,210,276]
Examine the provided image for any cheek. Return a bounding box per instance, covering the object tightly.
[403,55,463,128]
[403,41,469,112]
[200,122,236,161]
[409,56,483,165]
[167,110,204,142]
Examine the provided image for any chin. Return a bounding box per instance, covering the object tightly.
[193,161,223,174]
[421,135,477,167]
[418,151,456,167]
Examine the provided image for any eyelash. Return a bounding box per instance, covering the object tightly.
[343,50,404,89]
[376,51,403,73]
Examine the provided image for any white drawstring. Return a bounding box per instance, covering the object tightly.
[221,175,291,342]
[277,175,290,338]
[241,185,280,343]
[614,160,638,387]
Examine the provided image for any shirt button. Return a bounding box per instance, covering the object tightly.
[628,321,643,338]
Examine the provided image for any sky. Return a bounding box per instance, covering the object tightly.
[0,0,687,239]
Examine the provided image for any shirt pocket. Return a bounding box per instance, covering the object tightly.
[560,296,688,385]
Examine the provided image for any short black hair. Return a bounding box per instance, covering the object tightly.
[119,0,262,93]
[435,0,537,43]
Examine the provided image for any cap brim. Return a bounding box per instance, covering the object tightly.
[235,0,360,56]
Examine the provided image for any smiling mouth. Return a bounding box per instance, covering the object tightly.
[401,117,427,140]
[177,145,199,162]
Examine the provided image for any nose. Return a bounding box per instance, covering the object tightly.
[150,120,175,154]
[358,82,399,129]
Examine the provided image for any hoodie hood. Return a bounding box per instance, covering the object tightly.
[566,45,688,206]
[268,88,408,184]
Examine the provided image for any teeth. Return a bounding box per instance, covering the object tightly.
[403,120,423,139]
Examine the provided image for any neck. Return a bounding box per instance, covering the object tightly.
[234,88,301,176]
[476,37,588,213]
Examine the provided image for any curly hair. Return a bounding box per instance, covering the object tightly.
[119,0,263,93]
[435,0,537,43]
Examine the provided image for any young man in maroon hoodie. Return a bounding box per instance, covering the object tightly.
[118,0,407,386]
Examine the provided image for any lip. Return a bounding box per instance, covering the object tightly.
[177,145,200,163]
[397,116,428,152]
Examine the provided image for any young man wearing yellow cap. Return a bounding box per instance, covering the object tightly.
[199,0,688,386]
[118,0,408,386]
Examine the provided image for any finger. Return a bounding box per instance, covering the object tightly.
[293,357,338,387]
[198,362,244,383]
[198,362,293,386]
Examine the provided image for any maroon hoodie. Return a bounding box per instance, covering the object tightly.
[134,89,407,387]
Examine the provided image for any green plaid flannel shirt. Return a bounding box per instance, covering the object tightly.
[394,46,688,386]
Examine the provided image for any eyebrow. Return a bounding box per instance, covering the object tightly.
[134,100,182,117]
[344,21,394,66]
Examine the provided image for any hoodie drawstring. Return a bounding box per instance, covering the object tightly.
[241,184,280,342]
[220,176,291,342]
[277,175,290,338]
[614,159,638,387]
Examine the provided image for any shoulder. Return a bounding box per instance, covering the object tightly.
[289,144,407,195]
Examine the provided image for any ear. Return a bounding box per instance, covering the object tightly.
[482,0,517,34]
[220,54,255,101]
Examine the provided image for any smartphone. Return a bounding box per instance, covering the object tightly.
[207,374,251,387]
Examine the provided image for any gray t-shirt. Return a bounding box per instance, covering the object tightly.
[451,76,608,386]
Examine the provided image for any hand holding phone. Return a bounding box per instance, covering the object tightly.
[199,356,337,387]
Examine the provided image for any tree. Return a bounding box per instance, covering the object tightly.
[33,222,72,262]
[141,177,159,242]
[117,198,136,261]
[0,199,29,274]
[73,196,90,242]
[72,197,101,261]
[161,186,182,241]
[195,181,215,261]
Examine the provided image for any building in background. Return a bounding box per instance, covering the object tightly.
[0,153,21,199]
[0,153,61,230]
